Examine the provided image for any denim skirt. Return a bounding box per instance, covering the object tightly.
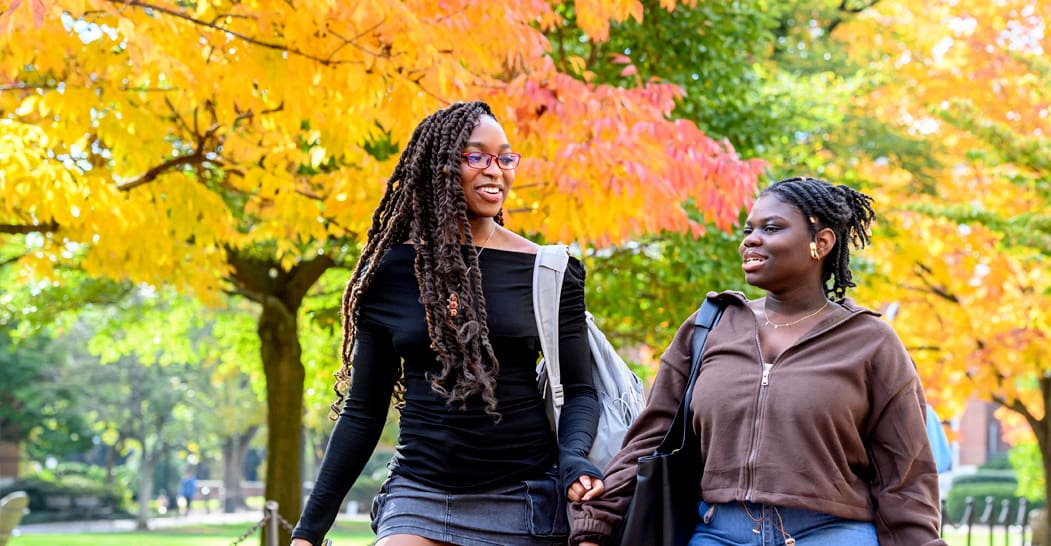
[688,500,879,546]
[370,467,568,546]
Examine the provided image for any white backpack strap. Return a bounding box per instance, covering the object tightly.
[533,244,570,412]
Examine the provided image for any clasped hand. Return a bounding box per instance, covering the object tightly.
[569,474,604,546]
[567,474,604,502]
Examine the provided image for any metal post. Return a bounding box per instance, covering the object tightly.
[1015,498,1028,546]
[978,496,995,546]
[997,499,1010,546]
[964,497,975,546]
[265,500,279,546]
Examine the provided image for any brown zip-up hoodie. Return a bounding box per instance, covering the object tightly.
[571,291,946,546]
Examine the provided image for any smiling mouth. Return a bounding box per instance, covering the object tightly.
[741,254,766,272]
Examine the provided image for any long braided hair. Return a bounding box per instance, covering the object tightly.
[332,101,505,418]
[761,177,876,300]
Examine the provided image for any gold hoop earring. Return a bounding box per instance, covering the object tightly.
[809,242,820,260]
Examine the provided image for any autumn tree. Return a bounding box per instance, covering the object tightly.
[0,1,765,538]
[545,0,907,353]
[836,0,1051,526]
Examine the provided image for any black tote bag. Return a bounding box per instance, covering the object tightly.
[615,297,724,546]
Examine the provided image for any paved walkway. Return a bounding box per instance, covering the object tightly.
[17,509,289,535]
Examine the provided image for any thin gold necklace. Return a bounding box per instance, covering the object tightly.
[474,222,497,259]
[763,299,829,329]
[466,223,497,277]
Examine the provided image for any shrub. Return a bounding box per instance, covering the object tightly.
[945,481,1043,524]
[978,454,1013,471]
[951,471,1017,487]
[344,475,384,513]
[1009,442,1046,503]
[1,462,133,523]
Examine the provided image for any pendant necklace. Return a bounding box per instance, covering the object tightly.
[451,223,496,318]
[473,222,497,262]
[763,299,829,329]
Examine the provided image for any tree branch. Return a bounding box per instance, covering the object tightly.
[839,0,882,14]
[285,254,335,307]
[0,253,28,267]
[165,96,194,137]
[106,0,367,67]
[990,392,1042,439]
[116,149,208,191]
[0,83,59,91]
[912,262,961,304]
[828,0,882,33]
[226,286,264,304]
[2,81,178,93]
[327,23,388,61]
[226,247,336,311]
[116,105,261,191]
[0,222,59,234]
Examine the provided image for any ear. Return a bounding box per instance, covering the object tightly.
[815,227,837,259]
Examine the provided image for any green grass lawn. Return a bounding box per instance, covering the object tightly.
[10,521,377,546]
[942,527,1030,546]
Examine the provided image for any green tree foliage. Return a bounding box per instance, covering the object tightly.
[2,3,767,533]
[0,326,93,459]
[546,0,922,358]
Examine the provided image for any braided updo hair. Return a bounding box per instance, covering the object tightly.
[332,100,505,418]
[761,177,876,300]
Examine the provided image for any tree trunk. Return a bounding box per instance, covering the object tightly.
[1041,478,1051,546]
[222,425,258,513]
[105,442,117,485]
[0,441,19,480]
[227,251,333,546]
[259,297,304,546]
[137,448,155,530]
[1039,383,1051,546]
[1021,376,1051,546]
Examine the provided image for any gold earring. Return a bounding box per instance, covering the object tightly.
[809,242,820,260]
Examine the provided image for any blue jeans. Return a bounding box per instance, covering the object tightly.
[688,500,879,545]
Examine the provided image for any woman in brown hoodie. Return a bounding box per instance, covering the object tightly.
[571,177,946,546]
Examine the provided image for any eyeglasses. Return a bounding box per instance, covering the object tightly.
[461,152,522,170]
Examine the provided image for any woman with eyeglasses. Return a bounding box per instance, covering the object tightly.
[290,100,604,546]
[571,177,945,546]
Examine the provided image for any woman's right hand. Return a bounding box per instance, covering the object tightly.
[289,539,312,546]
[567,475,604,502]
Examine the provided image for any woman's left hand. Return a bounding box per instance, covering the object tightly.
[567,474,604,502]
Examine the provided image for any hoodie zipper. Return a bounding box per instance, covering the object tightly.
[744,334,772,502]
[717,292,871,501]
[741,305,858,501]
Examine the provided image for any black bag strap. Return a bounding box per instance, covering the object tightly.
[654,296,725,455]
